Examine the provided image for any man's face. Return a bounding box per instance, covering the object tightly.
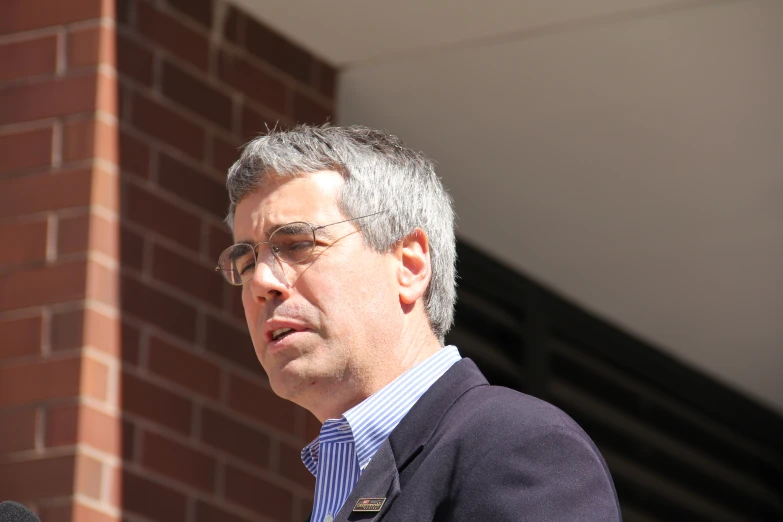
[233,171,403,411]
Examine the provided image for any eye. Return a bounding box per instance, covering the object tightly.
[273,236,315,263]
[239,259,256,275]
[288,239,315,252]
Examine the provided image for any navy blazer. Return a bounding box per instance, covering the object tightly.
[317,358,622,521]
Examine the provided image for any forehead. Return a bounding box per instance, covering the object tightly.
[233,171,345,241]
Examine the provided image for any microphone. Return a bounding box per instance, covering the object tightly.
[0,502,41,522]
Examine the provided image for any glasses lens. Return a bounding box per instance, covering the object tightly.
[270,223,315,264]
[217,243,256,285]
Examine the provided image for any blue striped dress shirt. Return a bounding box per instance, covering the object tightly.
[301,346,462,522]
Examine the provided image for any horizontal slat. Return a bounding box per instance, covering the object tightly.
[550,379,782,520]
[549,303,783,449]
[446,326,525,390]
[549,336,781,480]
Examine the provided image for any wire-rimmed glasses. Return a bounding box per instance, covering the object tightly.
[215,211,384,286]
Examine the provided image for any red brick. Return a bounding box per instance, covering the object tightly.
[58,212,118,259]
[196,501,255,522]
[279,442,314,490]
[130,91,206,160]
[50,307,120,356]
[0,455,75,499]
[0,314,42,360]
[158,153,228,217]
[121,371,193,434]
[120,224,144,271]
[62,306,118,355]
[75,453,103,499]
[108,463,121,509]
[224,465,293,521]
[217,51,287,115]
[91,165,120,213]
[121,321,141,366]
[0,35,58,82]
[56,213,89,256]
[36,505,68,522]
[118,83,129,120]
[167,0,213,28]
[123,469,188,522]
[241,105,282,140]
[0,73,104,126]
[81,356,109,402]
[90,213,120,258]
[136,1,208,70]
[0,0,109,35]
[292,91,331,125]
[244,17,312,84]
[161,59,232,130]
[51,308,84,352]
[63,117,118,163]
[86,307,121,355]
[116,32,153,86]
[211,135,240,173]
[141,430,217,492]
[45,402,79,447]
[0,407,37,453]
[305,411,321,442]
[0,219,48,266]
[39,502,118,522]
[0,357,81,407]
[68,24,115,69]
[228,373,297,435]
[0,260,87,312]
[200,407,269,468]
[147,335,221,399]
[124,182,201,250]
[204,316,261,374]
[121,275,198,342]
[47,402,122,454]
[207,222,233,263]
[300,498,314,521]
[222,6,243,45]
[228,286,245,321]
[95,69,119,116]
[85,259,119,309]
[122,419,136,461]
[117,0,131,26]
[0,127,53,174]
[119,129,150,178]
[0,168,92,219]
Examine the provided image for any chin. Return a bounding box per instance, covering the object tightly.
[267,363,316,401]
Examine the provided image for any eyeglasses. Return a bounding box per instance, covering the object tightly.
[215,211,384,286]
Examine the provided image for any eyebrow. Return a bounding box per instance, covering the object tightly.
[235,220,335,246]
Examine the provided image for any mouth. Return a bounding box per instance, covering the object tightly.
[270,327,298,342]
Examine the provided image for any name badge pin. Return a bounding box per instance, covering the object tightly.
[353,498,386,512]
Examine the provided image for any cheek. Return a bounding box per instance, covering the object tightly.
[327,259,398,319]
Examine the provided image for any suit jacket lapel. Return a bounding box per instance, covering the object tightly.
[330,359,488,522]
[333,439,400,522]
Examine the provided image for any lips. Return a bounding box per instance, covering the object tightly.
[271,327,296,341]
[263,319,311,344]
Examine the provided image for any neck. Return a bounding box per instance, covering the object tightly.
[308,321,443,423]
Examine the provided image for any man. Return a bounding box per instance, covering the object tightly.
[217,125,621,521]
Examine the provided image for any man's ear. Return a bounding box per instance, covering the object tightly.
[397,228,431,306]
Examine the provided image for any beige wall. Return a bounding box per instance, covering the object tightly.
[338,0,783,411]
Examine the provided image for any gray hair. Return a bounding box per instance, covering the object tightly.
[225,124,457,341]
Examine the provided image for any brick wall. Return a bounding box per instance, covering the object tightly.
[1,0,336,520]
[0,0,122,520]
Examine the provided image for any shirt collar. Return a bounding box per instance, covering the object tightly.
[301,346,462,475]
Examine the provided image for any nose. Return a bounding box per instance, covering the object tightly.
[248,249,291,303]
